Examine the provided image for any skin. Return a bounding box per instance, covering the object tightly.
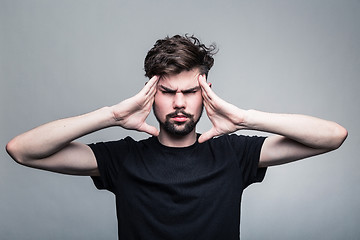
[6,68,348,176]
[197,75,348,166]
[153,69,204,147]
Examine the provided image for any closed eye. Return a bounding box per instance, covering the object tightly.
[182,89,198,94]
[182,87,200,94]
[161,90,176,94]
[159,85,176,94]
[159,85,200,94]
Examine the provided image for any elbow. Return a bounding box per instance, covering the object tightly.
[6,138,26,165]
[329,124,348,150]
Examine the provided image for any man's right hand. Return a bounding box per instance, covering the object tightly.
[111,75,159,136]
[6,76,159,176]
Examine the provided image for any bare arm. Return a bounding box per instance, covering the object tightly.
[198,75,348,167]
[6,108,113,176]
[6,76,159,175]
[243,111,347,167]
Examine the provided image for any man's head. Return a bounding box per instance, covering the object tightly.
[144,34,216,79]
[145,35,217,138]
[153,69,204,137]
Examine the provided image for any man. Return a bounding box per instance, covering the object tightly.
[6,35,347,239]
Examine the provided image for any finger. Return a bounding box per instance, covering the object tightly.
[198,75,213,102]
[142,76,159,95]
[147,84,157,100]
[148,75,159,86]
[149,76,159,97]
[198,74,207,92]
[138,78,158,106]
[198,75,210,103]
[198,74,209,89]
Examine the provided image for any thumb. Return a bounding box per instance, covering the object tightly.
[198,128,218,143]
[139,123,159,137]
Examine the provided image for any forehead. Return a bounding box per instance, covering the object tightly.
[159,69,201,89]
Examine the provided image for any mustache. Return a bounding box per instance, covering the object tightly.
[166,110,194,119]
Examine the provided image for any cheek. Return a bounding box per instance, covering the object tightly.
[192,94,203,107]
[188,94,204,113]
[153,94,170,114]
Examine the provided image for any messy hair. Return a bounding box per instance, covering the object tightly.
[144,34,217,78]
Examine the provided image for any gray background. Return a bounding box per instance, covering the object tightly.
[1,0,359,239]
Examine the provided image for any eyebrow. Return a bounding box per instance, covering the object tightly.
[159,85,200,93]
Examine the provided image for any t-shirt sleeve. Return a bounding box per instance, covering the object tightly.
[88,138,130,192]
[229,134,267,189]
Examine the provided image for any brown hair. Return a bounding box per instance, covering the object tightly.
[144,34,217,78]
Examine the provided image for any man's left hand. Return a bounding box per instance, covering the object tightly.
[198,75,246,143]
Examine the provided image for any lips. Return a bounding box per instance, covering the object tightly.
[172,115,188,122]
[166,111,193,123]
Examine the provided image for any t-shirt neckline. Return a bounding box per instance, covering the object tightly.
[151,134,200,152]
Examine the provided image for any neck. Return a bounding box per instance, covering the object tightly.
[157,129,197,148]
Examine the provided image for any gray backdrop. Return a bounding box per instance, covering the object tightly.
[1,0,359,239]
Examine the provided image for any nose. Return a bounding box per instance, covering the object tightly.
[173,92,186,109]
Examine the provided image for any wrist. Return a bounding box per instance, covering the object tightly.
[231,107,250,131]
[90,106,118,128]
[241,109,262,131]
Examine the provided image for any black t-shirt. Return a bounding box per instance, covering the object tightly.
[89,134,266,240]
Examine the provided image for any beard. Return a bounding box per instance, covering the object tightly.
[154,107,203,136]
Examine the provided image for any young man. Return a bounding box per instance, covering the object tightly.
[6,35,347,239]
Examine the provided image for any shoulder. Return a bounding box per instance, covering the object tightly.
[204,134,266,154]
[207,134,265,146]
[88,136,140,154]
[87,136,158,165]
[90,136,153,147]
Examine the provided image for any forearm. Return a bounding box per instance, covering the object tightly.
[242,109,347,150]
[7,106,115,161]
